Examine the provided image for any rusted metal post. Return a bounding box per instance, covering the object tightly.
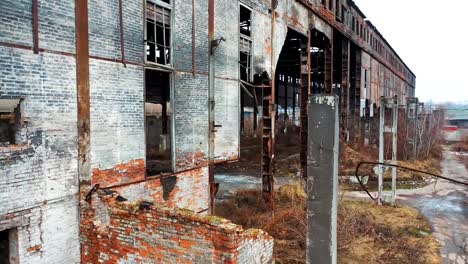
[32,0,39,54]
[208,0,217,215]
[265,0,277,210]
[306,95,339,264]
[118,0,126,67]
[76,0,91,195]
[192,0,196,77]
[300,31,311,180]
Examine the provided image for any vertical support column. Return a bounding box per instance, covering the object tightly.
[118,0,126,67]
[413,100,419,159]
[324,36,333,95]
[378,97,385,205]
[354,49,362,144]
[192,0,196,76]
[341,39,350,141]
[391,96,398,205]
[208,0,218,215]
[32,0,39,54]
[306,95,339,264]
[300,31,311,179]
[265,0,277,209]
[76,0,91,190]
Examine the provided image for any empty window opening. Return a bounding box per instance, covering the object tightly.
[145,70,172,175]
[276,29,307,125]
[240,4,255,133]
[146,0,172,65]
[310,29,330,94]
[240,5,251,37]
[0,229,18,264]
[239,5,252,82]
[0,99,21,146]
[333,30,343,96]
[335,0,340,18]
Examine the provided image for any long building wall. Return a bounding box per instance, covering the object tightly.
[0,0,81,262]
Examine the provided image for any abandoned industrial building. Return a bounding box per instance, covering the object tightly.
[0,0,416,263]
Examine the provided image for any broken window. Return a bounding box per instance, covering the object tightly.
[146,0,172,65]
[239,4,252,82]
[341,6,346,22]
[0,99,21,146]
[145,70,172,175]
[240,4,251,37]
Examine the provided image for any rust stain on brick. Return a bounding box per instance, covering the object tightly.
[26,244,42,253]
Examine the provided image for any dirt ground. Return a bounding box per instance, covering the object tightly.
[216,183,441,264]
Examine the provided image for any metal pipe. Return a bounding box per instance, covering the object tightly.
[192,0,196,76]
[208,0,217,215]
[118,0,126,67]
[267,0,277,211]
[32,0,39,54]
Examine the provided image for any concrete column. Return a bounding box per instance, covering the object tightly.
[378,97,385,205]
[391,96,398,204]
[306,95,339,264]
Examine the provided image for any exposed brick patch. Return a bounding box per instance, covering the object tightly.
[91,159,145,187]
[81,190,274,264]
[112,167,209,212]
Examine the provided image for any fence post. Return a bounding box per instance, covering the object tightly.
[306,95,339,264]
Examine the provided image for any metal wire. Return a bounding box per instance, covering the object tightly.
[351,161,468,201]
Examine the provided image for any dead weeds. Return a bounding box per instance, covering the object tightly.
[216,183,441,264]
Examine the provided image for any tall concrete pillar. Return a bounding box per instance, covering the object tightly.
[306,95,339,264]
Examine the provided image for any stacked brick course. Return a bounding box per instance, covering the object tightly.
[81,190,274,264]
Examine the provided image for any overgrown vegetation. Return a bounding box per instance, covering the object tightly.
[216,183,441,264]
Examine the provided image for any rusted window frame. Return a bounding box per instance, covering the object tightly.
[144,0,173,69]
[239,2,254,83]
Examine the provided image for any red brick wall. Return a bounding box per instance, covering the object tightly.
[91,159,145,187]
[81,191,274,264]
[111,167,209,212]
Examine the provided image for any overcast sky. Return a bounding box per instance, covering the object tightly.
[353,0,468,103]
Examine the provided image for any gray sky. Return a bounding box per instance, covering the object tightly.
[353,0,468,103]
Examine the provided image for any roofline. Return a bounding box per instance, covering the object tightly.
[365,20,416,77]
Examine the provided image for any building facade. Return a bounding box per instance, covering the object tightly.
[0,0,414,263]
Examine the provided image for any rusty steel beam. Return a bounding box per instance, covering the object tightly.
[265,0,278,210]
[118,0,126,67]
[192,0,196,76]
[32,0,39,54]
[300,31,311,180]
[76,0,91,190]
[208,0,218,215]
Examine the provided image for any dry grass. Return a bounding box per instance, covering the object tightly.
[216,183,441,264]
[452,136,468,152]
[339,144,378,176]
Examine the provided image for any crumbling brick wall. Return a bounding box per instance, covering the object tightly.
[81,190,274,264]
